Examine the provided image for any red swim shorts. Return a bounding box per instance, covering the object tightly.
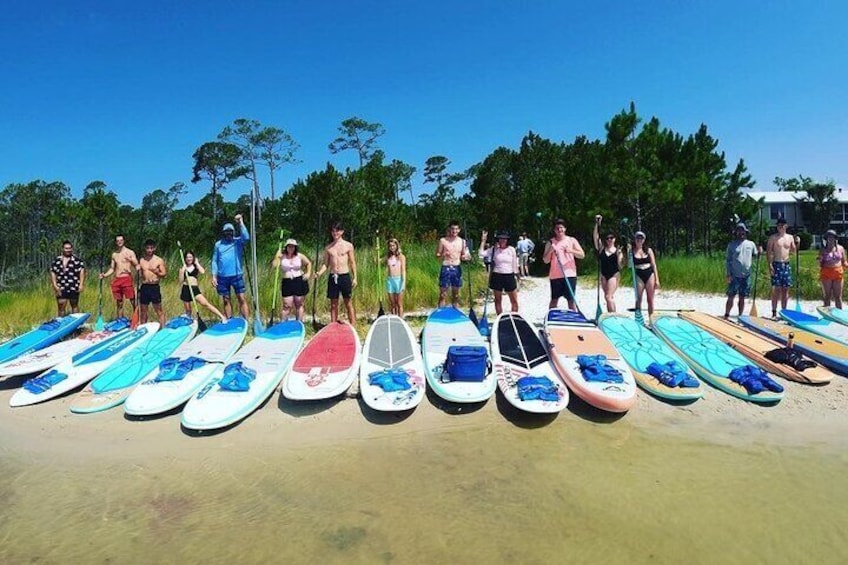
[111,275,136,300]
[820,266,844,282]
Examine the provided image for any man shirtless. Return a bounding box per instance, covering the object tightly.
[138,239,167,326]
[436,220,472,307]
[99,234,139,319]
[314,221,358,323]
[766,217,800,318]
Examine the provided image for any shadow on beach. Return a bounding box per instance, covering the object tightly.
[0,374,29,391]
[565,393,628,424]
[425,387,487,416]
[124,404,184,423]
[356,396,416,425]
[277,392,344,418]
[494,391,559,429]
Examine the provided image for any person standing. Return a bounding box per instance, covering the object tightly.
[273,238,312,322]
[435,220,472,308]
[385,238,407,317]
[313,221,358,323]
[50,240,86,316]
[766,217,799,318]
[516,232,535,278]
[724,223,758,318]
[632,231,660,317]
[99,234,139,319]
[211,214,251,320]
[479,230,519,314]
[179,251,226,323]
[543,218,586,311]
[817,229,847,308]
[592,215,624,313]
[138,239,167,326]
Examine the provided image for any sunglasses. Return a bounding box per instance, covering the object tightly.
[605,236,615,240]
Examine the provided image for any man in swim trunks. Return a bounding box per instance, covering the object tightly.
[99,234,139,319]
[138,239,167,326]
[50,240,86,316]
[435,220,471,308]
[211,214,251,320]
[543,218,586,311]
[766,217,799,318]
[313,221,358,323]
[724,223,758,318]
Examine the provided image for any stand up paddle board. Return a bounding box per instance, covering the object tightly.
[0,313,89,365]
[780,309,848,344]
[422,307,495,404]
[359,315,426,411]
[544,309,636,412]
[282,321,360,400]
[182,320,305,430]
[124,318,248,416]
[70,317,197,414]
[651,313,783,403]
[0,317,129,377]
[10,322,160,407]
[598,313,702,401]
[491,312,568,413]
[817,305,848,327]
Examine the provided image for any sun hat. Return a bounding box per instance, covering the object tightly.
[495,230,510,240]
[222,223,235,232]
[735,222,748,232]
[825,229,837,238]
[634,231,646,239]
[285,238,298,247]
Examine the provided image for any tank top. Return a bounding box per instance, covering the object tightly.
[280,254,303,279]
[489,246,517,274]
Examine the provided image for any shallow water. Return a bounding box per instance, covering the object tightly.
[1,418,847,564]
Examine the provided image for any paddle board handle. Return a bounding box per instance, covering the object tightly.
[787,332,794,349]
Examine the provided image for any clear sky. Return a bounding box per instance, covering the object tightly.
[2,0,846,206]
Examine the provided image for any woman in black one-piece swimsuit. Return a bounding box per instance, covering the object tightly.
[631,232,660,317]
[593,215,624,312]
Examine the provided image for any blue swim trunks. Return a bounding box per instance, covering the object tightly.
[771,261,792,288]
[439,265,462,289]
[386,276,404,294]
[216,274,246,296]
[726,276,751,297]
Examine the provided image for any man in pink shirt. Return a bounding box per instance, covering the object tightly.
[543,218,586,311]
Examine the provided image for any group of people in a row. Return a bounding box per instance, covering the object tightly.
[49,214,848,326]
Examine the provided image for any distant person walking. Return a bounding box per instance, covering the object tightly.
[179,251,226,323]
[516,232,535,278]
[313,221,358,323]
[479,230,519,314]
[632,231,660,317]
[385,238,407,317]
[138,239,167,326]
[273,238,312,321]
[766,218,799,318]
[543,218,585,311]
[724,223,758,318]
[50,240,86,316]
[592,215,623,313]
[818,229,847,308]
[435,220,472,308]
[99,234,139,319]
[211,214,251,320]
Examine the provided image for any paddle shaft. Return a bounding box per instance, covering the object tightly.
[270,229,285,325]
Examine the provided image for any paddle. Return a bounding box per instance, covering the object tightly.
[464,223,478,323]
[269,228,285,326]
[311,211,325,332]
[621,218,644,326]
[94,252,105,331]
[247,189,265,335]
[750,208,763,317]
[177,240,208,333]
[552,243,585,320]
[478,236,492,337]
[130,267,141,329]
[376,230,385,318]
[594,215,603,323]
[794,231,801,311]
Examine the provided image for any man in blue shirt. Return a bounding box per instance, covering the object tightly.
[211,214,250,319]
[516,232,535,278]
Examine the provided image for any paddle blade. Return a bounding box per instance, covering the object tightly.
[253,317,265,335]
[378,302,385,318]
[749,300,758,317]
[196,314,208,333]
[633,309,644,327]
[478,315,490,337]
[130,306,139,330]
[94,315,104,331]
[595,303,603,325]
[312,319,325,332]
[468,306,479,327]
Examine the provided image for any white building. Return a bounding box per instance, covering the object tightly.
[745,187,848,234]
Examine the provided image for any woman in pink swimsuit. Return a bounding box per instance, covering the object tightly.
[818,229,847,308]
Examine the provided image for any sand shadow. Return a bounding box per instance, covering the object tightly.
[277,391,344,418]
[0,374,30,391]
[124,404,184,423]
[180,389,282,437]
[425,386,488,415]
[356,396,416,425]
[565,393,628,423]
[494,391,559,428]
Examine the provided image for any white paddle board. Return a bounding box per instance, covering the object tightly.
[359,315,426,411]
[282,322,361,401]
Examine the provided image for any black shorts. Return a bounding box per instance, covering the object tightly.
[550,277,578,301]
[327,273,353,300]
[489,272,517,292]
[282,276,309,297]
[58,289,80,302]
[140,284,162,305]
[180,285,202,302]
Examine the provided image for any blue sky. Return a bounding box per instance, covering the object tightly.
[2,1,846,206]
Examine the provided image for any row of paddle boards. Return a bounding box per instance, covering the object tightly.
[2,303,847,430]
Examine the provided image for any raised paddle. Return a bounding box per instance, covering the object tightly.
[478,233,492,337]
[750,208,763,317]
[552,244,585,319]
[621,218,644,326]
[269,228,285,326]
[463,223,478,324]
[130,268,141,329]
[376,230,385,318]
[594,215,603,323]
[177,240,208,333]
[94,253,105,331]
[311,211,325,332]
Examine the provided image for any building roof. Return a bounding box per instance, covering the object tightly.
[744,188,848,204]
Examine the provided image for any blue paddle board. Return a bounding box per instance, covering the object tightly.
[0,313,89,365]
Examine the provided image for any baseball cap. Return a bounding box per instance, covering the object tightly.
[634,231,646,239]
[776,217,787,225]
[222,223,235,232]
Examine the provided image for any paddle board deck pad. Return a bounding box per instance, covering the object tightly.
[359,315,426,411]
[651,313,783,403]
[182,320,305,430]
[70,318,197,413]
[0,317,129,377]
[681,312,833,385]
[544,309,636,412]
[738,315,848,376]
[0,313,89,365]
[817,305,848,327]
[10,323,160,407]
[282,321,360,400]
[124,318,248,416]
[598,313,703,401]
[492,312,568,413]
[780,309,848,344]
[422,307,495,403]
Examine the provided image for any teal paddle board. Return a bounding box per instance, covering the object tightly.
[0,313,89,365]
[781,309,848,344]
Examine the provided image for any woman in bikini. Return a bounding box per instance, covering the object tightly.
[818,229,847,308]
[592,215,624,312]
[274,239,312,321]
[385,238,407,317]
[632,231,660,317]
[179,251,227,323]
